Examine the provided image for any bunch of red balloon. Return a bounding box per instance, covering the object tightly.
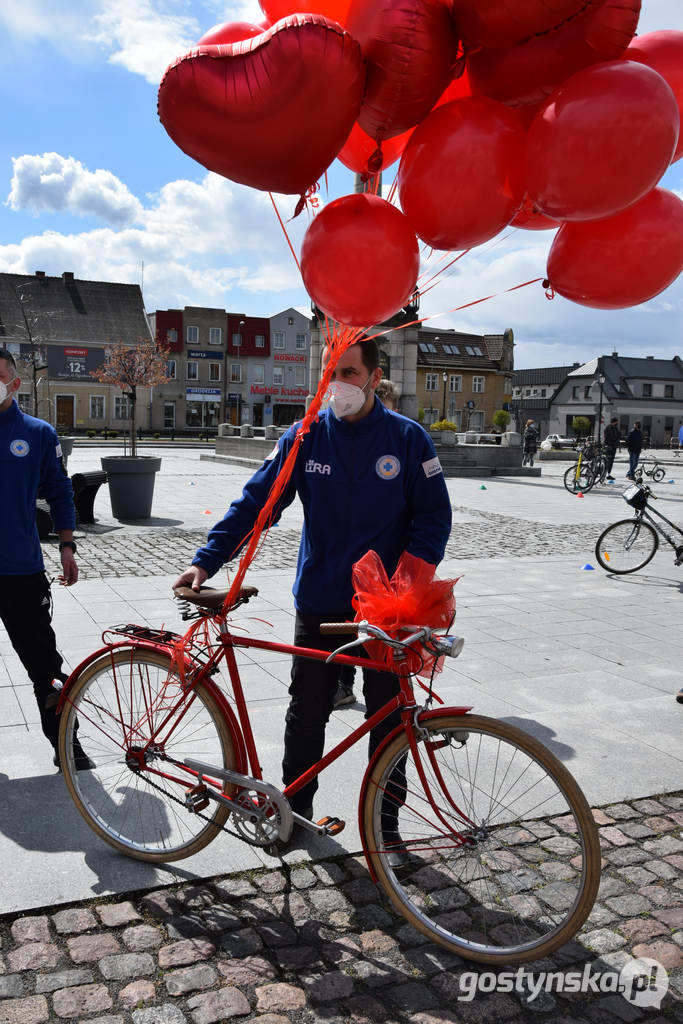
[158,1,683,326]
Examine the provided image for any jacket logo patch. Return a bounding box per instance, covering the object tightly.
[265,444,279,461]
[10,439,30,457]
[305,460,331,475]
[422,456,443,478]
[376,455,400,480]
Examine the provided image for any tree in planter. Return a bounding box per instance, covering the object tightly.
[492,409,510,432]
[572,415,591,438]
[91,339,170,456]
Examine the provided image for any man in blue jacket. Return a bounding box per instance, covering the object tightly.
[0,348,93,770]
[174,339,452,859]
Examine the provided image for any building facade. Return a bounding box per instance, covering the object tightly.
[0,270,153,432]
[510,364,580,437]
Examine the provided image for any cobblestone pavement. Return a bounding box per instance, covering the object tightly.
[1,794,681,1024]
[41,509,612,580]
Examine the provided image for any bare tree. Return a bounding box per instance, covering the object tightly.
[92,339,170,456]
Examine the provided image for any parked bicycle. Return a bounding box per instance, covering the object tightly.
[634,458,666,483]
[595,482,683,573]
[563,440,606,493]
[57,584,600,965]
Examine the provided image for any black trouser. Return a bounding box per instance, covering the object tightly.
[0,573,67,748]
[605,445,617,475]
[283,611,406,832]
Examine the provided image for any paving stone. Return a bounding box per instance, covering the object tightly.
[164,965,218,996]
[99,952,156,980]
[158,938,215,967]
[313,862,346,886]
[616,918,668,943]
[256,921,298,948]
[581,929,628,954]
[251,1016,288,1024]
[254,872,287,894]
[614,866,657,886]
[386,982,439,1011]
[605,847,650,867]
[599,827,633,848]
[643,816,677,833]
[639,884,683,906]
[7,943,60,972]
[617,822,656,840]
[132,1004,188,1024]
[219,928,263,958]
[354,904,394,930]
[603,804,636,821]
[97,902,142,927]
[275,945,319,970]
[359,929,399,955]
[52,982,113,1018]
[10,918,50,945]
[256,982,307,1012]
[216,956,278,987]
[119,980,156,1007]
[213,877,257,899]
[631,799,668,815]
[604,894,653,916]
[592,809,615,826]
[343,993,389,1021]
[0,994,48,1023]
[165,915,210,941]
[140,891,183,919]
[122,925,164,951]
[308,888,353,914]
[67,933,120,963]
[653,908,683,929]
[644,859,679,880]
[631,940,683,969]
[34,968,94,993]
[0,976,24,999]
[52,908,98,934]
[643,836,683,857]
[186,986,251,1021]
[342,878,381,904]
[290,867,317,889]
[301,969,355,1001]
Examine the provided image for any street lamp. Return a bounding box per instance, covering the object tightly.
[442,370,448,421]
[237,319,245,425]
[593,357,606,444]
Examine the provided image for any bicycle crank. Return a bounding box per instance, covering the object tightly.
[183,759,294,845]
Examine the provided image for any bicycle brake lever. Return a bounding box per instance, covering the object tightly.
[325,635,368,663]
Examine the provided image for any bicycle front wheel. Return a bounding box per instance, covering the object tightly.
[362,713,600,965]
[595,518,658,573]
[59,649,237,861]
[563,464,593,493]
[652,466,666,483]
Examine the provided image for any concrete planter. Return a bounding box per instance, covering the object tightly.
[100,455,162,520]
[58,437,75,468]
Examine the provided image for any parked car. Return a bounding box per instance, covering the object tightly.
[541,433,576,450]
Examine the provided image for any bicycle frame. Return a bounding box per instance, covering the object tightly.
[58,617,473,876]
[636,503,683,552]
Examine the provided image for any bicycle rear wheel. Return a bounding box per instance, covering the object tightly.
[652,466,666,482]
[362,713,600,965]
[595,518,658,573]
[59,649,237,861]
[563,464,593,494]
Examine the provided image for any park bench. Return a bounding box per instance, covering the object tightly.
[35,470,108,539]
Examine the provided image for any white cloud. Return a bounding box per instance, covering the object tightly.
[7,153,144,227]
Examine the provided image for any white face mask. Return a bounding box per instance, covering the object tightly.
[324,377,372,419]
[0,378,17,405]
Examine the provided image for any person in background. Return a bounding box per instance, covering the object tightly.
[522,419,538,467]
[603,416,620,482]
[678,422,683,450]
[626,420,643,479]
[0,348,93,771]
[333,376,400,709]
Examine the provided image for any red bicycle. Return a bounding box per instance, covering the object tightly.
[58,584,600,965]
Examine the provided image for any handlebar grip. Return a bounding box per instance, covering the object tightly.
[319,623,359,634]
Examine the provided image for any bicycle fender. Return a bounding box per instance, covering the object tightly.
[357,705,472,882]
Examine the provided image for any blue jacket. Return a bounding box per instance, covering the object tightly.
[194,398,452,614]
[0,400,75,575]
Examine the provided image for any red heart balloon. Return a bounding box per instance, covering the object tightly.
[546,188,683,309]
[158,16,365,194]
[452,0,586,50]
[301,193,419,326]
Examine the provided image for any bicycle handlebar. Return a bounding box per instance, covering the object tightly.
[320,623,359,634]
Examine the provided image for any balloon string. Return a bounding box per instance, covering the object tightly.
[269,192,301,272]
[418,250,471,296]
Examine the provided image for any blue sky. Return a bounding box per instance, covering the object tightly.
[0,0,681,369]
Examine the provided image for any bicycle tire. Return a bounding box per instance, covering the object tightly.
[652,466,666,483]
[595,518,658,574]
[59,649,237,862]
[563,464,594,494]
[362,713,600,965]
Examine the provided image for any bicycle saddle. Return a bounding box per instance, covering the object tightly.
[173,585,259,610]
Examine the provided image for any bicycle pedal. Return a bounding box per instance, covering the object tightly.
[185,784,210,813]
[317,815,345,836]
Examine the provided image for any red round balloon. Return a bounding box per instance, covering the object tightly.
[158,16,365,195]
[526,61,679,222]
[467,0,641,107]
[452,0,585,49]
[260,0,353,27]
[346,0,460,140]
[397,98,526,250]
[510,195,560,231]
[337,122,413,175]
[198,21,266,44]
[625,30,683,161]
[300,194,419,326]
[546,188,683,309]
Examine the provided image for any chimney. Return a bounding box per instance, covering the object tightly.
[612,350,618,357]
[35,271,45,278]
[62,272,74,285]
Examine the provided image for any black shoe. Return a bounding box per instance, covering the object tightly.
[676,689,683,705]
[383,830,413,870]
[333,683,355,709]
[53,741,95,772]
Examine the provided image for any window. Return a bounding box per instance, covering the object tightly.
[426,373,437,392]
[643,383,652,397]
[273,367,284,385]
[209,362,221,382]
[274,332,285,349]
[472,376,485,393]
[296,333,307,350]
[255,334,265,348]
[186,325,198,344]
[186,361,198,381]
[449,375,461,393]
[541,388,547,397]
[295,367,306,386]
[186,402,220,429]
[665,384,674,398]
[253,364,265,384]
[573,386,580,399]
[114,396,131,419]
[465,345,483,356]
[164,401,175,429]
[166,359,176,379]
[232,333,242,348]
[209,327,222,346]
[230,364,242,383]
[90,395,104,420]
[442,344,453,354]
[287,317,294,325]
[166,328,178,345]
[17,393,31,413]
